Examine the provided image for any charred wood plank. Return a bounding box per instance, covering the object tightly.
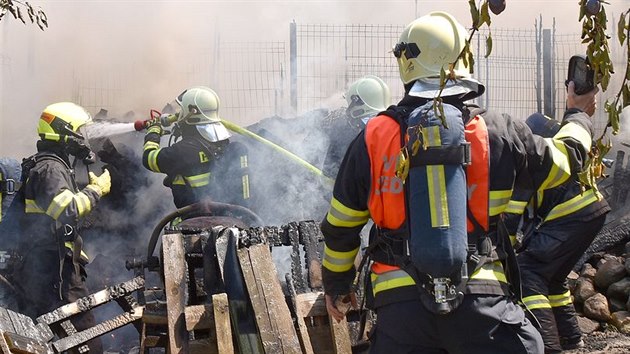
[299,221,323,291]
[2,331,50,354]
[36,277,145,325]
[52,307,143,353]
[162,233,190,354]
[239,244,301,354]
[289,222,307,293]
[574,218,630,271]
[58,320,89,353]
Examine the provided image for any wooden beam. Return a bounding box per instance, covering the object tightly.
[239,244,302,354]
[162,233,190,353]
[295,292,327,318]
[212,293,234,354]
[185,305,214,331]
[330,317,352,354]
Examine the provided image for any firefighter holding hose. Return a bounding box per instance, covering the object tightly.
[1,102,109,353]
[139,86,251,209]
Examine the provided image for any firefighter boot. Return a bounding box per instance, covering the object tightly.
[553,304,584,350]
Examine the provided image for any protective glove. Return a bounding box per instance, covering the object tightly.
[146,118,164,136]
[88,169,111,197]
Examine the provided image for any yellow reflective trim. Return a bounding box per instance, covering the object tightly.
[46,190,74,220]
[424,126,448,227]
[172,175,186,185]
[185,172,211,187]
[73,192,92,217]
[509,234,517,246]
[64,241,89,262]
[242,175,250,199]
[554,122,592,152]
[25,199,45,213]
[199,151,209,163]
[470,261,507,283]
[505,199,527,214]
[522,294,552,310]
[147,150,161,172]
[371,269,416,295]
[326,197,370,228]
[544,189,599,223]
[240,155,248,168]
[322,245,359,273]
[539,139,570,190]
[489,190,512,216]
[549,291,573,307]
[143,141,160,151]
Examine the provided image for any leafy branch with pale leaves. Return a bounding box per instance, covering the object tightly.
[0,0,47,30]
[577,0,630,193]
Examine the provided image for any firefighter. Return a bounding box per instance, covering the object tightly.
[516,113,610,353]
[8,102,109,353]
[142,86,251,209]
[322,75,391,178]
[321,11,597,354]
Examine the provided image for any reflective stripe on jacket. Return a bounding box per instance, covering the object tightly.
[320,97,594,307]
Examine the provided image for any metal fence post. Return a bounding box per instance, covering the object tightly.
[290,21,297,113]
[543,28,554,117]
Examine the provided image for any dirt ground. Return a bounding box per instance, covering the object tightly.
[565,330,630,354]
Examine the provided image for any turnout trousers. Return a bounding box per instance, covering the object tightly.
[517,214,606,353]
[368,294,543,354]
[14,248,103,354]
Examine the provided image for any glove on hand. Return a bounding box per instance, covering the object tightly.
[88,169,112,197]
[146,118,164,136]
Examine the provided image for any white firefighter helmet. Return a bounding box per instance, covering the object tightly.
[346,75,391,123]
[38,102,92,142]
[394,11,470,84]
[176,86,231,142]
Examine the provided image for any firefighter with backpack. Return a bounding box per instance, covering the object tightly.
[320,11,598,353]
[0,102,110,353]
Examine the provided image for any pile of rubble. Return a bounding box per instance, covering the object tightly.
[569,240,630,336]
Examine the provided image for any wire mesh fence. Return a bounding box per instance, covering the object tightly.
[68,19,626,137]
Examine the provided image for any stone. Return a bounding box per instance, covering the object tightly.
[607,277,630,302]
[625,257,630,275]
[611,311,630,334]
[624,241,630,258]
[583,293,611,322]
[576,315,600,334]
[581,263,597,280]
[610,297,627,313]
[594,259,627,290]
[574,277,597,304]
[567,271,580,292]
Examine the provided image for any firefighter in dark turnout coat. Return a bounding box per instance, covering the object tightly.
[515,113,610,353]
[142,86,251,209]
[321,12,597,354]
[9,102,110,353]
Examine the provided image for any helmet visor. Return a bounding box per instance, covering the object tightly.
[196,123,231,142]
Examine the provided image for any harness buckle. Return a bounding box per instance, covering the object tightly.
[0,179,16,195]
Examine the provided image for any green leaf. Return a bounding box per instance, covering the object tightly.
[618,15,627,46]
[485,32,493,58]
[623,85,630,108]
[468,50,475,74]
[440,67,447,88]
[469,0,479,28]
[480,1,491,27]
[609,108,620,135]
